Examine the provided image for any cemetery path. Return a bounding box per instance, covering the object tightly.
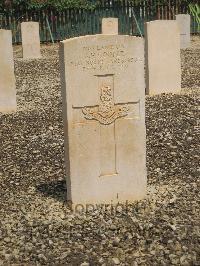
[0,37,199,265]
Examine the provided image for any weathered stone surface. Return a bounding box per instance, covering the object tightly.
[59,34,146,205]
[21,22,41,59]
[102,18,118,34]
[0,29,16,113]
[145,20,181,95]
[176,14,190,49]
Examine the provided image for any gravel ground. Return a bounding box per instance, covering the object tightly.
[0,36,199,265]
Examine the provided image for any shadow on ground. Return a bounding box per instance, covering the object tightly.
[36,180,67,203]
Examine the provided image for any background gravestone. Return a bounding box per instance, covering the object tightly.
[176,14,191,49]
[145,20,181,95]
[102,18,119,34]
[21,22,41,59]
[59,35,146,206]
[0,29,16,113]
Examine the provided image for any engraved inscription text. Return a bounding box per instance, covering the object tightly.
[69,44,142,71]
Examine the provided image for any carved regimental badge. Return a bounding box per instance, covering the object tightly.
[82,85,129,125]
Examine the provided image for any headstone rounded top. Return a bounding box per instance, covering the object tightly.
[61,34,142,44]
[176,14,190,17]
[102,17,118,23]
[147,20,178,24]
[21,21,39,25]
[0,29,12,32]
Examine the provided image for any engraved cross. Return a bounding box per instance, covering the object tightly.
[74,74,138,177]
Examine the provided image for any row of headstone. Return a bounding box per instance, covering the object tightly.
[59,16,190,206]
[102,18,183,95]
[0,16,189,113]
[59,15,190,206]
[0,15,191,206]
[102,15,191,49]
[0,22,41,112]
[145,15,191,94]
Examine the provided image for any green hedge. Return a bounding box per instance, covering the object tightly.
[0,0,198,12]
[0,0,96,12]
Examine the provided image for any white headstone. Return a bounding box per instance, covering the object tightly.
[21,22,41,59]
[176,14,190,49]
[145,20,181,95]
[0,29,16,113]
[59,35,146,206]
[102,18,119,34]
